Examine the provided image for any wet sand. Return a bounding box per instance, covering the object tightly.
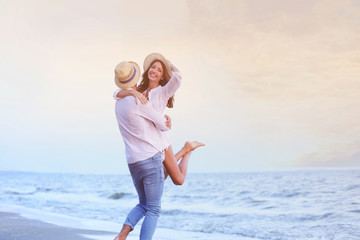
[0,211,117,240]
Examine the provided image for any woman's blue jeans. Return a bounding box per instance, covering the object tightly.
[124,153,164,240]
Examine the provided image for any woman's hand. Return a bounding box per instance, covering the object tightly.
[168,60,174,70]
[130,90,148,105]
[168,61,179,72]
[164,115,172,129]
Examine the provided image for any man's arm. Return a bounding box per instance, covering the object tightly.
[137,103,170,131]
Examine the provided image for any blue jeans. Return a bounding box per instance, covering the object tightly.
[124,153,164,240]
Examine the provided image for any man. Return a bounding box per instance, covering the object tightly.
[113,61,170,240]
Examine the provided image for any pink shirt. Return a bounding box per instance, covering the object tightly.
[113,65,182,149]
[115,94,170,164]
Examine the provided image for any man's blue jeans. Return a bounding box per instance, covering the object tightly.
[124,153,164,240]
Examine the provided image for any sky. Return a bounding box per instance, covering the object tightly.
[1,0,359,174]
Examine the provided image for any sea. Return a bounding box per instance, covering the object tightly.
[0,169,360,240]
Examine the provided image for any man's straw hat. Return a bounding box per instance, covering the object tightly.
[114,61,140,89]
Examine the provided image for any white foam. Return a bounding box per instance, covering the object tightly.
[0,203,256,240]
[80,234,117,240]
[0,203,119,232]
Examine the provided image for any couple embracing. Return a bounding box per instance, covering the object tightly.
[113,53,204,240]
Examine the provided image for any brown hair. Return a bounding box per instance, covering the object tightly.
[137,60,175,108]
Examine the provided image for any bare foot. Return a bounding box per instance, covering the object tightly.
[114,224,132,240]
[114,234,126,240]
[184,141,205,153]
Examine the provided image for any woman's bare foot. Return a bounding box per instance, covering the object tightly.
[184,141,205,153]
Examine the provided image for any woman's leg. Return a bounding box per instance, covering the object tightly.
[172,141,205,162]
[163,146,187,185]
[163,141,205,184]
[163,147,193,185]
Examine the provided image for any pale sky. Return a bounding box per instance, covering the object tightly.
[1,0,359,174]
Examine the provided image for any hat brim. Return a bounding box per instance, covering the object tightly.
[143,53,172,78]
[115,61,141,89]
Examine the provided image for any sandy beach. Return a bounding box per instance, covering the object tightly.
[0,211,117,240]
[0,208,251,240]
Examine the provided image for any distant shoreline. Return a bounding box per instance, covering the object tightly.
[1,167,359,175]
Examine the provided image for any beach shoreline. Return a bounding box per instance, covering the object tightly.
[0,205,254,240]
[0,211,117,240]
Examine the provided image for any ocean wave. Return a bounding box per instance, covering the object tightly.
[279,212,335,222]
[262,206,277,210]
[304,212,335,221]
[345,184,360,191]
[348,209,360,214]
[161,209,188,216]
[270,191,308,198]
[160,208,209,217]
[161,208,233,219]
[3,187,37,195]
[36,187,52,192]
[238,190,251,195]
[167,194,209,200]
[108,192,131,200]
[4,190,33,195]
[241,196,268,206]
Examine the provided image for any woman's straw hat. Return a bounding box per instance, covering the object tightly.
[114,61,141,89]
[143,53,172,77]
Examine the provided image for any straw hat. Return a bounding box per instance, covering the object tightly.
[114,61,140,89]
[143,53,172,77]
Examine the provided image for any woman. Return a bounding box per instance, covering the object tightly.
[113,53,204,185]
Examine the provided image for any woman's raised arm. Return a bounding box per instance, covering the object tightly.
[113,89,148,105]
[161,63,182,99]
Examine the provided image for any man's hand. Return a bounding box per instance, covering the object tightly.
[164,115,172,129]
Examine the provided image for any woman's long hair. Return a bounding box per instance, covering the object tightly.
[137,60,175,108]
